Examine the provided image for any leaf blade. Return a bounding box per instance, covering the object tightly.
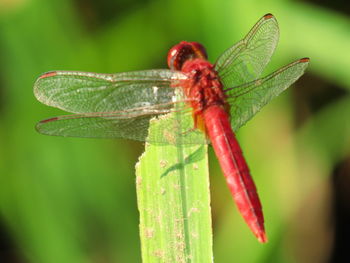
[136,114,213,263]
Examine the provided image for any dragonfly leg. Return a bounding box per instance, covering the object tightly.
[193,112,207,134]
[178,113,207,138]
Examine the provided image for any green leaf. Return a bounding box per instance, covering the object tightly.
[135,113,213,263]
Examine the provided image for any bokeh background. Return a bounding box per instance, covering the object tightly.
[0,0,349,262]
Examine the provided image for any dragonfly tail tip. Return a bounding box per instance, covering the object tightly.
[257,231,268,243]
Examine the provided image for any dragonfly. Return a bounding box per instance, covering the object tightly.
[34,14,309,243]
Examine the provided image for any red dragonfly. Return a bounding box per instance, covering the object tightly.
[34,14,309,243]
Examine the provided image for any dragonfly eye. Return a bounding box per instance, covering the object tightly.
[167,41,208,70]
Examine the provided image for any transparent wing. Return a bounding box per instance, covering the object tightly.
[34,69,208,144]
[34,69,188,114]
[36,105,207,145]
[226,58,310,131]
[215,14,279,88]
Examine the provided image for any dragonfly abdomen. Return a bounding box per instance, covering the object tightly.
[202,105,267,243]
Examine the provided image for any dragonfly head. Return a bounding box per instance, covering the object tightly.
[167,41,208,71]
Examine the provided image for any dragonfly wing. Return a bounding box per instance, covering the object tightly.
[34,69,187,114]
[36,113,154,141]
[147,108,208,145]
[34,69,207,144]
[36,107,207,145]
[215,14,279,88]
[226,58,310,131]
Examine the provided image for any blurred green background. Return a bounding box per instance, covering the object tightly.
[0,0,349,262]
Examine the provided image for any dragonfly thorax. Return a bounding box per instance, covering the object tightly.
[180,58,228,116]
